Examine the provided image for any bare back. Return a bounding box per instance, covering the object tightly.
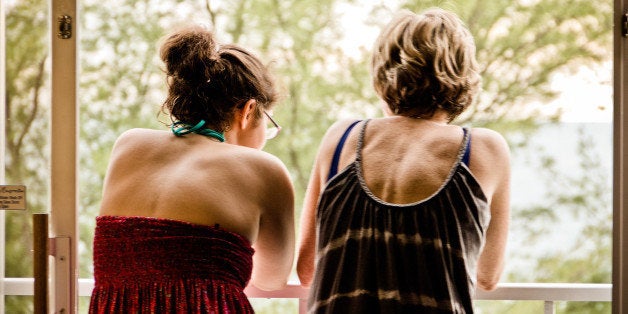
[99,128,290,243]
[333,117,472,204]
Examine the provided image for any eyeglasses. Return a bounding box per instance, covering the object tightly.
[263,110,281,140]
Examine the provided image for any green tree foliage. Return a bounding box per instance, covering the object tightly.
[4,0,50,311]
[478,125,611,313]
[401,0,611,128]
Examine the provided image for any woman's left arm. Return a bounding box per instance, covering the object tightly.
[470,128,511,291]
[250,157,296,291]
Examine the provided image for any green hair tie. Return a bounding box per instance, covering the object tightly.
[171,120,225,142]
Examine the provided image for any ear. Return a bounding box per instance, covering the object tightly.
[236,99,258,130]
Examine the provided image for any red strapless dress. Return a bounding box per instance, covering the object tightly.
[89,216,255,314]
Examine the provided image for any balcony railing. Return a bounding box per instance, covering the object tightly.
[2,278,612,314]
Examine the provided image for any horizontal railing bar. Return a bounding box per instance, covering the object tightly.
[244,283,310,299]
[474,282,612,302]
[2,278,612,302]
[2,278,33,296]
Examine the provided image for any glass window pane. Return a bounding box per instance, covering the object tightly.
[3,0,51,312]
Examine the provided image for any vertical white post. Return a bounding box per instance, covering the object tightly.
[299,298,307,314]
[543,301,555,314]
[50,0,78,313]
[0,0,6,312]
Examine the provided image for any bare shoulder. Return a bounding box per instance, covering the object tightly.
[106,129,173,173]
[115,128,162,145]
[317,119,363,156]
[231,147,292,185]
[322,119,362,142]
[110,128,161,153]
[467,127,511,197]
[326,119,363,134]
[469,127,510,157]
[254,150,291,178]
[116,127,154,141]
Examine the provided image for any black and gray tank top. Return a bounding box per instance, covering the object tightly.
[308,119,490,314]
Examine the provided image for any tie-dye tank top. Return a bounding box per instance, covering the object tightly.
[308,119,490,313]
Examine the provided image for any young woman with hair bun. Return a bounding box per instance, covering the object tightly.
[89,24,294,313]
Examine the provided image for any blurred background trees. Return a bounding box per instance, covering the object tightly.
[3,0,612,312]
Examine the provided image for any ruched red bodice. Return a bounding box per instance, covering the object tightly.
[89,215,255,314]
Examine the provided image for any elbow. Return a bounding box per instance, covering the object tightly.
[296,250,318,287]
[296,262,313,287]
[476,275,500,291]
[251,278,288,291]
[297,271,312,288]
[250,264,291,291]
[477,280,498,291]
[476,256,505,291]
[476,266,503,291]
[296,250,315,287]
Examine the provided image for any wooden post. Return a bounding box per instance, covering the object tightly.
[33,214,48,314]
[50,0,78,312]
[614,2,628,313]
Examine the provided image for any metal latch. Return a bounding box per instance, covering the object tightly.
[57,15,72,39]
[623,13,628,37]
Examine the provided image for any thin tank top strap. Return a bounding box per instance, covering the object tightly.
[327,120,362,181]
[461,127,471,166]
[356,119,371,162]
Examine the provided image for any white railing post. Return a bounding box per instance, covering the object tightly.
[544,301,555,314]
[299,298,307,314]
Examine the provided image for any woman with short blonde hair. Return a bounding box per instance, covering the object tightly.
[298,8,510,314]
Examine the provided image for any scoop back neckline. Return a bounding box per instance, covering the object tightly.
[352,119,472,208]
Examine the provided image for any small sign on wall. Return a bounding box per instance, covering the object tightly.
[0,185,26,210]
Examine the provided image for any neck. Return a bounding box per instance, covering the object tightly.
[397,114,450,125]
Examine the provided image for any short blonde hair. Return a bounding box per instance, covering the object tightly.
[371,8,480,121]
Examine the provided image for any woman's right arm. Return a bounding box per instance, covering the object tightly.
[296,162,321,287]
[296,119,361,287]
